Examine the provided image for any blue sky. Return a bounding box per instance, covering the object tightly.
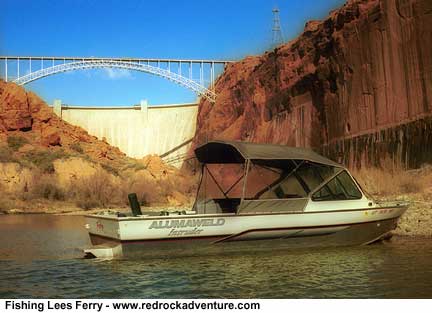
[0,0,345,106]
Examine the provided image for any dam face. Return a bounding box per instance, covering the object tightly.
[54,100,198,164]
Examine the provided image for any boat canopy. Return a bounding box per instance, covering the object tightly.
[194,140,343,168]
[193,141,364,215]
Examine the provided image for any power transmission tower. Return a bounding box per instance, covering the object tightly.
[272,7,284,47]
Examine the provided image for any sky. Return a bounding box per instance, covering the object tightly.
[0,0,345,106]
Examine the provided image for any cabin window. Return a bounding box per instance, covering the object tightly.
[295,166,322,192]
[259,175,307,199]
[312,171,362,201]
[295,164,338,192]
[279,175,308,198]
[253,163,338,200]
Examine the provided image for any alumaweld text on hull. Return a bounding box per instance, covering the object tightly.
[83,140,408,258]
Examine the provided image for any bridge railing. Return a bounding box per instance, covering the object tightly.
[0,56,234,101]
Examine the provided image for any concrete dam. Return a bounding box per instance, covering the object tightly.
[53,100,198,164]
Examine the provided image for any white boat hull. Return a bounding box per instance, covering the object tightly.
[84,204,407,258]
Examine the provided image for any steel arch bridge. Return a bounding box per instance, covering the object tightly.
[0,56,233,102]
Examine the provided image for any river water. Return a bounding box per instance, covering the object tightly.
[0,214,431,298]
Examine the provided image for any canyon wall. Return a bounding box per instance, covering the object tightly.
[194,0,432,168]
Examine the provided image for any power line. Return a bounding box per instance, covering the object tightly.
[272,7,284,47]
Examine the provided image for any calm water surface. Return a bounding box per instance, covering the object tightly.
[0,214,431,298]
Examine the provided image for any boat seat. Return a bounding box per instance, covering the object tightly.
[194,198,240,214]
[213,198,241,213]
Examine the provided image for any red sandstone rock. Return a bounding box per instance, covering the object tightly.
[0,79,127,163]
[142,154,177,178]
[0,80,7,96]
[41,127,61,146]
[0,110,32,131]
[193,0,432,168]
[0,82,32,131]
[27,91,53,123]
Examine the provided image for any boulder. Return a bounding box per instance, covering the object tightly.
[41,127,61,146]
[28,91,53,123]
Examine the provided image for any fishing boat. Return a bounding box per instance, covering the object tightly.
[83,140,408,258]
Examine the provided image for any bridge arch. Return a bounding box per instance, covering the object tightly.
[12,59,216,102]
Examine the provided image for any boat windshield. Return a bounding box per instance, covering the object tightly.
[246,161,340,200]
[311,170,363,201]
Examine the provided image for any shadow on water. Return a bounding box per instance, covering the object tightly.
[0,214,431,298]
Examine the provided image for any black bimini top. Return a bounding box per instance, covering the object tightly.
[194,140,343,169]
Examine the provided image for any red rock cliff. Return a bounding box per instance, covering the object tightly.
[194,0,432,168]
[0,79,128,164]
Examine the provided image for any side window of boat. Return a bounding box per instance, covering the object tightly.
[296,165,325,192]
[315,165,339,181]
[278,175,307,198]
[259,175,307,199]
[312,171,363,201]
[312,185,333,201]
[336,171,363,199]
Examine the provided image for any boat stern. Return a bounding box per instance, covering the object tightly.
[84,214,122,245]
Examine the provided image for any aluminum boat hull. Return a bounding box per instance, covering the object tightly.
[84,204,407,258]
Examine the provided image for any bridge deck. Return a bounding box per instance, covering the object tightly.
[0,56,233,64]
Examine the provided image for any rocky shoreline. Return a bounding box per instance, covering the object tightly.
[394,200,432,237]
[0,204,191,216]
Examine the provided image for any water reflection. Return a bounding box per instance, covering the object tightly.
[0,215,89,261]
[0,215,431,298]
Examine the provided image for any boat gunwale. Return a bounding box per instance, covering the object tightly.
[84,203,408,221]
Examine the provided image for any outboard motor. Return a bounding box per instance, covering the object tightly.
[128,193,142,216]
